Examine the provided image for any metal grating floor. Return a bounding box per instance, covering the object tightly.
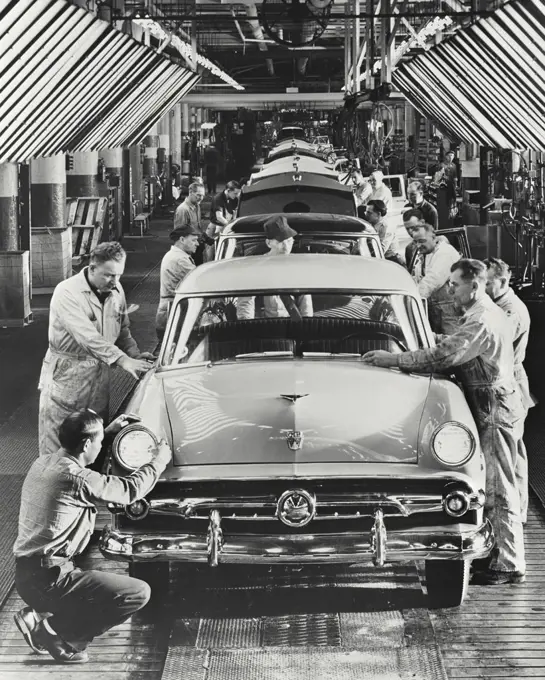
[161,647,447,680]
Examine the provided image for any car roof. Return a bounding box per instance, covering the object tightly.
[240,172,353,196]
[176,254,418,295]
[222,213,376,235]
[266,148,323,163]
[252,160,337,182]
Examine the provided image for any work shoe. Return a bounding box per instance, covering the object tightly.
[470,557,491,573]
[13,607,48,655]
[471,569,526,586]
[33,622,89,664]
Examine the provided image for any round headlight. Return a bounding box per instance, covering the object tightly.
[431,422,475,467]
[113,424,158,471]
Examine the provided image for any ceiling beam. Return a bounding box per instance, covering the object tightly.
[183,91,347,109]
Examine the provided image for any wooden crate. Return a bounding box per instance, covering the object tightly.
[0,251,32,326]
[66,197,108,265]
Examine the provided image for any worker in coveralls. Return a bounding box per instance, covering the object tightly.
[38,242,154,457]
[485,257,535,524]
[362,259,526,585]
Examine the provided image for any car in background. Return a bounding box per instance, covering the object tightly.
[215,213,384,260]
[265,146,326,164]
[100,255,492,609]
[250,156,338,184]
[237,172,357,217]
[276,126,306,142]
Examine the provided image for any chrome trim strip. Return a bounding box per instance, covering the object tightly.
[100,520,493,565]
[141,491,484,520]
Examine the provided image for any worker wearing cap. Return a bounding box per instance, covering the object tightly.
[236,215,313,319]
[155,224,200,339]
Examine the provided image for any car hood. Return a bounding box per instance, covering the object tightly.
[162,361,430,466]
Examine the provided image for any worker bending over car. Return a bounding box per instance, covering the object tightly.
[362,259,526,586]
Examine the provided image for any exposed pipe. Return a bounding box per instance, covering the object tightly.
[244,3,275,76]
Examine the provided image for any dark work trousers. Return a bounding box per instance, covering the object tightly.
[15,558,150,651]
[206,165,218,195]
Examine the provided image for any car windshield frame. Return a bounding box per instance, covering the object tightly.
[158,289,432,369]
[215,232,384,260]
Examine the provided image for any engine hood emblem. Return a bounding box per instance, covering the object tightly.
[286,430,304,451]
[277,489,316,527]
[280,393,309,403]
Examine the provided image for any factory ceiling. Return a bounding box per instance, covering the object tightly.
[116,0,500,95]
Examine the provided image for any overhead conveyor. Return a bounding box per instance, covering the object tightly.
[0,0,200,163]
[392,0,545,149]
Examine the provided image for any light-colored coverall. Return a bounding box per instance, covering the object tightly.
[38,270,140,456]
[155,246,196,334]
[236,294,313,319]
[397,295,525,573]
[412,239,462,334]
[494,287,533,523]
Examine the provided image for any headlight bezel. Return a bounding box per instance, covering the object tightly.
[112,423,158,472]
[431,421,476,467]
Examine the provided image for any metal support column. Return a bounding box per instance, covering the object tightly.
[344,4,351,92]
[352,0,360,94]
[365,0,374,89]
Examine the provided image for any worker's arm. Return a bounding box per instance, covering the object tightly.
[79,442,172,505]
[115,287,140,358]
[397,317,492,372]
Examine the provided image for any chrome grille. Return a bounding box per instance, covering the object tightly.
[147,492,446,520]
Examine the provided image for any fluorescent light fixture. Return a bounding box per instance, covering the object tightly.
[201,122,217,129]
[133,18,245,91]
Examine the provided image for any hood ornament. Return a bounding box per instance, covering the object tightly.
[286,430,304,451]
[280,393,309,403]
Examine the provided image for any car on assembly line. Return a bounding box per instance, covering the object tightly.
[214,213,383,260]
[250,156,338,184]
[276,126,306,142]
[237,172,357,217]
[100,255,493,609]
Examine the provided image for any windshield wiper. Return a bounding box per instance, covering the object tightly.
[235,351,294,359]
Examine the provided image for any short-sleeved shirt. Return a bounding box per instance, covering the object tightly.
[210,191,238,226]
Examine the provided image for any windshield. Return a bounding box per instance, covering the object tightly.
[161,292,427,366]
[277,128,305,141]
[239,192,355,216]
[217,234,382,259]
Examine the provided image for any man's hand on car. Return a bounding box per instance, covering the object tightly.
[361,350,397,367]
[116,356,153,379]
[104,413,141,437]
[154,439,172,465]
[137,352,156,362]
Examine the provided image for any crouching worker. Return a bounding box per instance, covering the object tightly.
[13,409,172,664]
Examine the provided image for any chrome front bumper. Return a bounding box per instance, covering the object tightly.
[100,512,493,567]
